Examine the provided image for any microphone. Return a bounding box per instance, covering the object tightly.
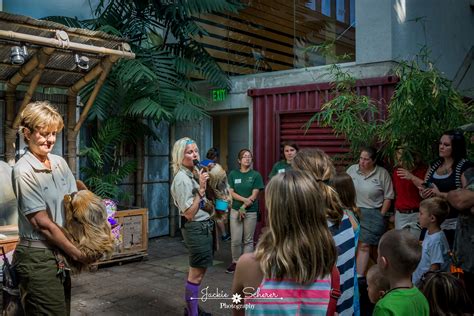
[193,159,213,171]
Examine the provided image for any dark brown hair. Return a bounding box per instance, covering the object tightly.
[378,230,421,276]
[330,172,361,219]
[419,271,473,315]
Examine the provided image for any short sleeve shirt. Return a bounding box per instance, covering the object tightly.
[228,169,264,212]
[12,149,77,240]
[373,287,429,316]
[268,160,291,179]
[346,164,394,209]
[412,231,450,285]
[170,167,210,222]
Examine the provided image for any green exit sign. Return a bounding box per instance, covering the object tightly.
[211,89,227,102]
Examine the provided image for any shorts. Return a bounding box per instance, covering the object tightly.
[359,207,385,245]
[182,220,214,268]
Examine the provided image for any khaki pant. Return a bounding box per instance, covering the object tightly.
[12,245,71,316]
[229,209,258,263]
[395,210,421,240]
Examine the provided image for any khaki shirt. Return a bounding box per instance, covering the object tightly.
[347,164,394,209]
[171,167,210,222]
[12,149,77,240]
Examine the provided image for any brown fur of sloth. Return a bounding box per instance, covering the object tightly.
[203,163,232,220]
[63,190,114,272]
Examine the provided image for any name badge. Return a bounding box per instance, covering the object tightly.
[278,169,285,174]
[235,179,242,184]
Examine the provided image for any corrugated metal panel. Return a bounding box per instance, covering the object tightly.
[250,75,398,181]
[249,76,398,227]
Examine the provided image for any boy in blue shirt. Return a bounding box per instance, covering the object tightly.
[412,197,451,285]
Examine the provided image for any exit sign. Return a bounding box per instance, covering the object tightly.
[211,89,227,102]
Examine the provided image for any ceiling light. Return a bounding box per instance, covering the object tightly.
[10,46,28,65]
[75,53,90,70]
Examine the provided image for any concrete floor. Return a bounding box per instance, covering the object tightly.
[71,236,235,316]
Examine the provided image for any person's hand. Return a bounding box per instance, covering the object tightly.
[397,168,413,180]
[430,183,441,197]
[199,169,209,192]
[419,186,435,199]
[238,206,246,221]
[243,197,253,208]
[74,251,96,264]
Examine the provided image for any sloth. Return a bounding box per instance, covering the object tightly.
[62,190,114,272]
[201,163,232,220]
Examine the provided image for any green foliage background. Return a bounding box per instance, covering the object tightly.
[45,0,244,200]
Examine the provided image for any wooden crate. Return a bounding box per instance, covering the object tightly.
[98,208,148,265]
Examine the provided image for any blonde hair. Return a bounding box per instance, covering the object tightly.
[255,170,337,283]
[367,264,390,293]
[292,148,344,225]
[19,101,64,139]
[420,197,450,226]
[171,137,197,175]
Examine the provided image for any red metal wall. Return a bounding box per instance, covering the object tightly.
[249,75,398,226]
[249,75,398,181]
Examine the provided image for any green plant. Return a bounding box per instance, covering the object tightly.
[305,63,380,158]
[44,0,244,200]
[305,48,473,165]
[379,49,473,164]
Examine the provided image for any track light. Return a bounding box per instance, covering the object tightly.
[75,53,90,70]
[10,46,28,65]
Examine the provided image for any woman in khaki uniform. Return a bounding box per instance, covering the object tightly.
[12,101,89,315]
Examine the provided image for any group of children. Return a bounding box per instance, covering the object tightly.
[365,197,472,315]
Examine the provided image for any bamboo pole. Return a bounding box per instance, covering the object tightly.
[4,91,16,165]
[135,137,144,207]
[68,62,105,97]
[67,95,78,175]
[11,49,55,130]
[4,47,55,164]
[6,47,55,91]
[0,30,135,59]
[73,55,117,133]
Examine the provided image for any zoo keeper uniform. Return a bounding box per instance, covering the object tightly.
[268,160,291,179]
[228,169,264,262]
[171,166,214,268]
[12,148,77,316]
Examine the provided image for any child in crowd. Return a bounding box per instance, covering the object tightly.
[232,170,338,315]
[418,271,474,316]
[366,264,390,305]
[412,197,451,285]
[330,172,361,315]
[374,230,429,316]
[293,149,356,316]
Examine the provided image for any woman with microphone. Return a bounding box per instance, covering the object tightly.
[171,137,212,316]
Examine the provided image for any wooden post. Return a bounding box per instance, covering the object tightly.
[66,56,117,173]
[11,49,55,130]
[73,56,118,133]
[135,137,144,207]
[4,47,55,164]
[66,95,78,176]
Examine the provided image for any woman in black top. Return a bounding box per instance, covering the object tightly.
[421,130,472,247]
